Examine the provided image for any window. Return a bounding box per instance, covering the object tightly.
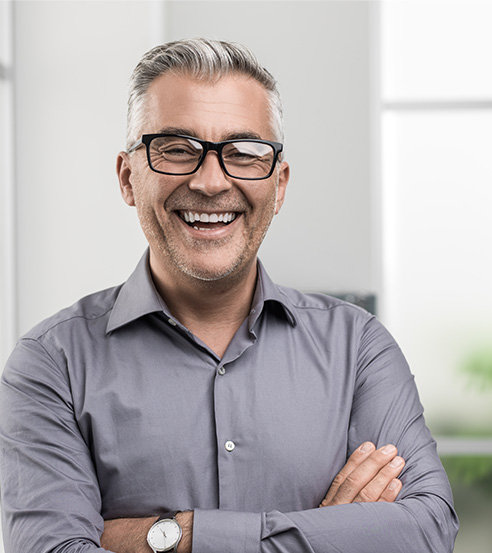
[381,2,492,550]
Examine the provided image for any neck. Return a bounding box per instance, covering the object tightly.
[149,254,258,358]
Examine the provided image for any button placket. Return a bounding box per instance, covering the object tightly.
[214,357,243,508]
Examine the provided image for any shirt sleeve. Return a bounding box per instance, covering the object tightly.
[0,338,108,553]
[1,317,459,553]
[192,316,459,553]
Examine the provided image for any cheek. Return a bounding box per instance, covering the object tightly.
[131,177,163,212]
[249,187,278,233]
[131,184,165,233]
[264,182,280,217]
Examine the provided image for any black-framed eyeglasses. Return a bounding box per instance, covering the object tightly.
[127,133,283,181]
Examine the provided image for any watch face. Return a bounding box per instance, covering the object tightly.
[147,519,181,552]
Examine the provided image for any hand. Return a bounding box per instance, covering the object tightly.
[319,442,405,507]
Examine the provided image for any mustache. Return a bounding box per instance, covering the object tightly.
[165,188,250,213]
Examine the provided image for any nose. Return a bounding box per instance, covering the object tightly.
[188,151,233,196]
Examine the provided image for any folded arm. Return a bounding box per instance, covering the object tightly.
[0,319,458,553]
[180,319,458,553]
[101,441,405,553]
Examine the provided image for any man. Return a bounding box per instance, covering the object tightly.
[0,39,457,553]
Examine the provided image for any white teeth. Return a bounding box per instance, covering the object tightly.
[182,211,237,225]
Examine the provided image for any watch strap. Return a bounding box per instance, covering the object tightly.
[155,510,181,523]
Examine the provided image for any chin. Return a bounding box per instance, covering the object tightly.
[181,264,238,283]
[178,255,252,284]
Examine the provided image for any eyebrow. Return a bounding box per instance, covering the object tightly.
[155,127,264,142]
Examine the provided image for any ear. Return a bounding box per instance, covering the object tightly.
[116,151,136,207]
[275,160,290,214]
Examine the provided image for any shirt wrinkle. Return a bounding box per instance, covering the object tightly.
[0,251,458,553]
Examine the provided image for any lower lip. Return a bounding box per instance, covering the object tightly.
[175,213,241,238]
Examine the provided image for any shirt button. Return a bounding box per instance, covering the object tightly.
[218,366,226,376]
[168,318,177,326]
[225,440,235,452]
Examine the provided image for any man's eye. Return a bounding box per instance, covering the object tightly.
[154,144,199,159]
[223,142,273,165]
[226,151,256,160]
[162,146,196,157]
[224,148,260,164]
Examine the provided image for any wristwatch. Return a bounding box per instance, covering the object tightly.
[147,512,182,553]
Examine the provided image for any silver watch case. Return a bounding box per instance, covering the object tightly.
[147,517,182,553]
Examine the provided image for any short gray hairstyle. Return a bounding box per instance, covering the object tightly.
[126,38,284,149]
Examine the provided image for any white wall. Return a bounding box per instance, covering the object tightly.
[2,0,377,361]
[6,1,158,353]
[0,0,16,375]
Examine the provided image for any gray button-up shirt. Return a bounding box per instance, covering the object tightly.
[0,252,458,553]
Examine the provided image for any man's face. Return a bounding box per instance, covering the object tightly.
[118,72,289,285]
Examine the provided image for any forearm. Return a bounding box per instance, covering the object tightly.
[192,495,457,553]
[101,512,194,553]
[189,438,456,553]
[101,517,157,553]
[101,492,456,553]
[101,441,456,553]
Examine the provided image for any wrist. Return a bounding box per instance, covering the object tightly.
[101,517,158,553]
[175,511,193,553]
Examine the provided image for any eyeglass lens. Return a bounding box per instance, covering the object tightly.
[148,136,276,179]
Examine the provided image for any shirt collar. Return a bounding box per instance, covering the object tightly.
[250,260,297,328]
[107,251,297,334]
[106,250,168,334]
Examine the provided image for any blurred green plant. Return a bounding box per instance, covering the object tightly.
[460,346,492,390]
[441,346,492,495]
[441,456,492,494]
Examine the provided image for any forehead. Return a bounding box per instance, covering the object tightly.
[143,72,274,140]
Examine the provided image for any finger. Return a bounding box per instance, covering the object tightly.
[327,444,399,506]
[378,478,403,503]
[353,455,405,502]
[320,442,376,507]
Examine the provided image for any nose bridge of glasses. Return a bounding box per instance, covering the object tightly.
[197,141,228,173]
[189,145,232,194]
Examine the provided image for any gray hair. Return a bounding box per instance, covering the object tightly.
[126,38,284,149]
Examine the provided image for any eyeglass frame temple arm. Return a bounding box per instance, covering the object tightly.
[127,138,144,154]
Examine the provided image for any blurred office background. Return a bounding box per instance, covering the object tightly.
[0,1,491,551]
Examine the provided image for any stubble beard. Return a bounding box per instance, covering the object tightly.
[135,184,278,287]
[135,204,251,286]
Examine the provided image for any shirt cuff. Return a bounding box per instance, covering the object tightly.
[192,509,262,553]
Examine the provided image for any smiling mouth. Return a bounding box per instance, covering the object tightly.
[178,210,238,231]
